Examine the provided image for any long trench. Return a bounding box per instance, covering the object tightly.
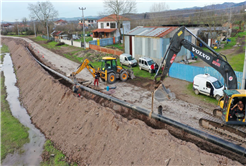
[25,46,246,164]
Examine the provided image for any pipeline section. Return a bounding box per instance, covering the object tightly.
[26,47,246,157]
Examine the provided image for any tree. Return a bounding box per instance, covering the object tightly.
[102,0,137,42]
[28,1,58,36]
[149,2,169,26]
[149,2,169,13]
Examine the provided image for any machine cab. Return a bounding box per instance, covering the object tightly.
[101,57,117,72]
[220,90,246,125]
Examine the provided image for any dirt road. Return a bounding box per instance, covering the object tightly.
[2,37,244,165]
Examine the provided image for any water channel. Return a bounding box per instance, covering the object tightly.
[2,52,46,165]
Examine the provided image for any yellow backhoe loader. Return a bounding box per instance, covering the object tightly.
[70,57,135,84]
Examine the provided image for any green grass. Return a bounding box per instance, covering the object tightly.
[5,35,27,37]
[41,140,77,166]
[33,36,70,50]
[187,83,218,105]
[1,73,29,161]
[74,37,93,43]
[227,53,244,72]
[105,43,124,50]
[1,44,9,53]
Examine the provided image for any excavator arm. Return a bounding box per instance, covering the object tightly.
[155,26,237,101]
[70,59,96,82]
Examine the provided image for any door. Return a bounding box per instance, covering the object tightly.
[143,61,148,70]
[202,81,212,96]
[124,57,128,65]
[130,36,132,56]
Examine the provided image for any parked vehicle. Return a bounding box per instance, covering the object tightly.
[120,53,137,67]
[138,57,155,73]
[72,35,80,40]
[193,74,224,100]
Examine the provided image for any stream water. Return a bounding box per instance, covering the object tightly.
[2,53,46,165]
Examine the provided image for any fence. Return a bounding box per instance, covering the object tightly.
[89,44,123,56]
[89,37,121,47]
[42,35,54,41]
[169,63,243,88]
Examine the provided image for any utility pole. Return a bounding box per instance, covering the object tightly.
[79,7,86,49]
[34,20,37,37]
[241,9,246,89]
[227,8,231,37]
[46,17,49,40]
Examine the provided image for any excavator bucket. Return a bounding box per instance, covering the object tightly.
[128,69,135,79]
[154,83,175,102]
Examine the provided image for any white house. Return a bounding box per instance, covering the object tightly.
[92,14,130,40]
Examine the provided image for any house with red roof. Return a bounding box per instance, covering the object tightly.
[92,14,130,40]
[54,19,68,26]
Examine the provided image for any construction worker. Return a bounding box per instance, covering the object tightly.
[94,72,100,86]
[73,83,79,93]
[151,63,154,75]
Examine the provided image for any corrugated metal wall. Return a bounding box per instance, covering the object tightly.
[124,36,130,54]
[169,63,243,88]
[177,35,191,58]
[134,36,162,58]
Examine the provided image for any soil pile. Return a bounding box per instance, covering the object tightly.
[2,38,242,165]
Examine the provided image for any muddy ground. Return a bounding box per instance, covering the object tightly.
[2,37,245,165]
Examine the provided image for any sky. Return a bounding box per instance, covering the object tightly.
[1,0,245,22]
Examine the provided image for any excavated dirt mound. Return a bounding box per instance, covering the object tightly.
[2,38,243,165]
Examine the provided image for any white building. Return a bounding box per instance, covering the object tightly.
[92,14,130,40]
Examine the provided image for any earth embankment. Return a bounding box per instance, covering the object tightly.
[2,37,242,165]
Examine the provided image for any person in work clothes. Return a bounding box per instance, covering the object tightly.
[94,72,100,86]
[151,63,155,75]
[155,63,159,74]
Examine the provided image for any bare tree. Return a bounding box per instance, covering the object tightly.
[28,1,58,32]
[150,2,169,13]
[103,0,137,42]
[149,2,169,26]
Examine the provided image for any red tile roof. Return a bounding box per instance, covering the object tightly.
[92,28,117,33]
[55,19,67,23]
[53,31,63,36]
[98,14,129,22]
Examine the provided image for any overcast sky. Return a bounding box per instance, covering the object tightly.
[1,0,245,22]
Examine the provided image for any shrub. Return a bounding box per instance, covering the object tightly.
[26,30,34,35]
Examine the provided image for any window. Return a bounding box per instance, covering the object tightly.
[206,82,212,88]
[120,24,123,28]
[107,23,109,26]
[147,60,155,65]
[110,23,116,28]
[101,23,104,29]
[125,57,127,61]
[212,80,223,89]
[139,59,142,63]
[145,61,147,65]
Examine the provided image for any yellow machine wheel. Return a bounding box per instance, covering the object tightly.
[120,71,128,81]
[107,73,116,84]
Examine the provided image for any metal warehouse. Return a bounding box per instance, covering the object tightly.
[124,26,192,64]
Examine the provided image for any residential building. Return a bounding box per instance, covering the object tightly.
[92,14,130,40]
[1,23,14,29]
[79,18,98,27]
[54,19,68,26]
[124,26,192,64]
[51,31,64,42]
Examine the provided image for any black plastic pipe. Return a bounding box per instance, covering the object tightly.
[26,47,246,157]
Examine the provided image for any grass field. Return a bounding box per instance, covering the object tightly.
[105,43,124,50]
[186,83,218,105]
[41,140,77,166]
[227,53,244,72]
[0,46,29,163]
